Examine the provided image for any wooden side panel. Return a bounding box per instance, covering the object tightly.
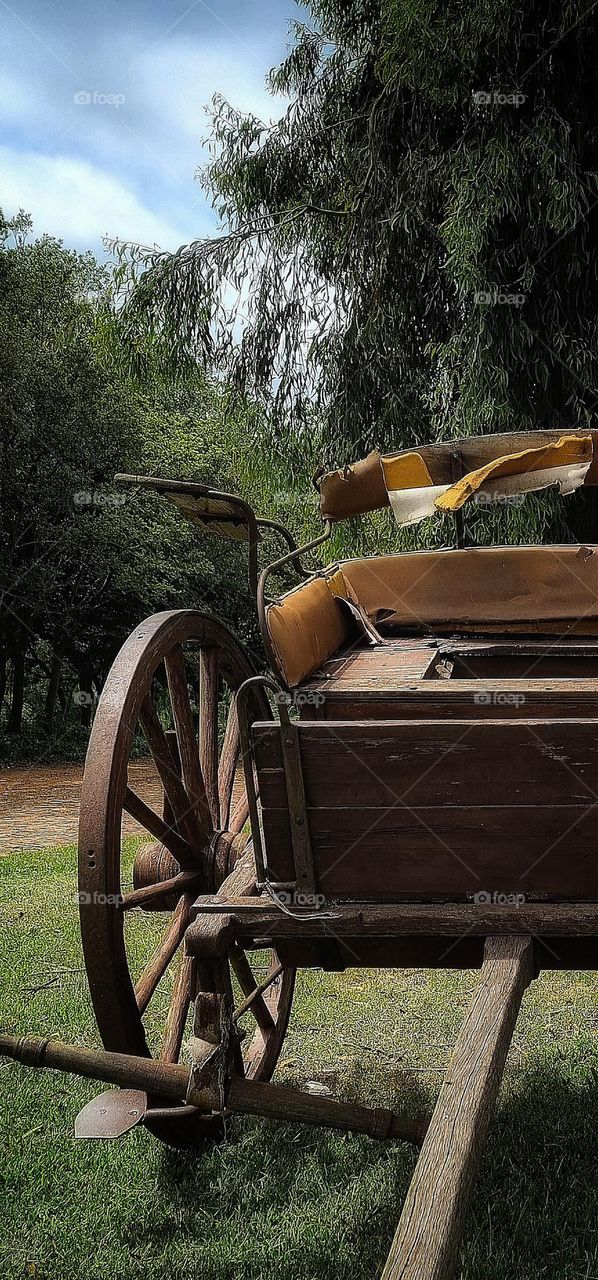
[318,693,598,721]
[252,719,598,899]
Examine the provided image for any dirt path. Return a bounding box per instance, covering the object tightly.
[0,761,163,852]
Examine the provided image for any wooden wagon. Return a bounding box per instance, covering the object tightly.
[4,428,598,1278]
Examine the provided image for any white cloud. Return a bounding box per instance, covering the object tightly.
[133,36,286,146]
[0,145,203,251]
[0,23,289,252]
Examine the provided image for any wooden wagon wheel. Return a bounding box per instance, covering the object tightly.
[78,610,295,1147]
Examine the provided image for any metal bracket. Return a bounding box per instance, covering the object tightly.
[236,674,316,895]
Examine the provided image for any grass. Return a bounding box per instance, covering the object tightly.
[2,846,598,1279]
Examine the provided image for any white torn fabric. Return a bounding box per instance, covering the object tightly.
[471,460,591,505]
[387,483,451,527]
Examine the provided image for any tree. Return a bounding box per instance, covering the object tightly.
[0,210,134,732]
[0,212,256,746]
[115,0,598,501]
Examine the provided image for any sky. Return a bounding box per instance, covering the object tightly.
[0,0,298,256]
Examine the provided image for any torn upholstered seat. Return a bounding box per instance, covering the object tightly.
[262,544,598,687]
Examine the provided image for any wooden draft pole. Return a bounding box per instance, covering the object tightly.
[382,935,534,1280]
[0,1032,428,1146]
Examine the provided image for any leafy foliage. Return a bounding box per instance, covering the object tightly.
[0,212,260,754]
[114,0,598,477]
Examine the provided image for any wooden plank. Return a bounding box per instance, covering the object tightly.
[315,694,598,720]
[258,804,598,897]
[302,640,444,695]
[188,899,598,938]
[381,935,533,1280]
[305,664,598,700]
[255,718,598,810]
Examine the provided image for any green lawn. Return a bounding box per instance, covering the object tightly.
[2,845,598,1279]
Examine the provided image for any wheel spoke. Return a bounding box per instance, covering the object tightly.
[160,951,196,1062]
[123,787,195,866]
[229,790,249,835]
[122,871,201,911]
[232,961,284,1025]
[199,647,220,827]
[139,695,203,858]
[165,645,212,844]
[135,893,192,1015]
[218,700,239,828]
[230,944,275,1033]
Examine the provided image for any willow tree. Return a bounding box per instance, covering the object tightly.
[118,0,598,508]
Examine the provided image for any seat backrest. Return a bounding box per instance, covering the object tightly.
[262,546,598,689]
[252,716,598,902]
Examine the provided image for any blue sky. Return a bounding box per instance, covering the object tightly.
[0,0,298,255]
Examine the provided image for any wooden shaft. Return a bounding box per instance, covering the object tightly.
[218,702,240,827]
[230,945,275,1033]
[138,696,204,856]
[199,647,220,827]
[233,962,284,1023]
[160,951,196,1062]
[188,1074,429,1144]
[123,788,195,867]
[122,871,201,911]
[0,1032,428,1144]
[165,645,212,845]
[381,935,534,1280]
[228,795,250,836]
[0,1032,189,1100]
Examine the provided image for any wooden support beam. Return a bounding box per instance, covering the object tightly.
[381,935,534,1280]
[187,899,598,950]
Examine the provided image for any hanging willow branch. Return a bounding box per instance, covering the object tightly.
[112,0,598,470]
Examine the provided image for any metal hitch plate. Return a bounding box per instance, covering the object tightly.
[75,1089,147,1139]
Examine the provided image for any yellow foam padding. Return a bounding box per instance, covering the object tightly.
[435,434,593,512]
[381,452,434,491]
[325,568,349,599]
[265,575,351,687]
